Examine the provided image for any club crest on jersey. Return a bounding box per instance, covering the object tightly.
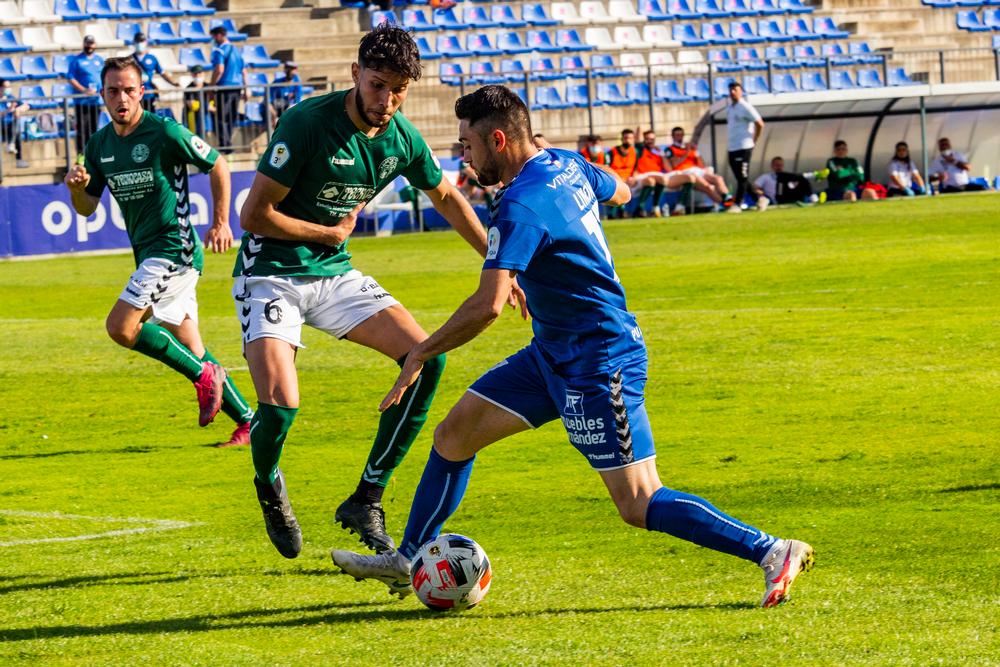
[486,226,501,260]
[190,135,211,160]
[131,143,150,164]
[564,390,585,416]
[269,142,290,169]
[377,156,399,181]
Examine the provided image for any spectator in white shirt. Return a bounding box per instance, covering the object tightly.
[929,137,987,193]
[751,156,824,210]
[886,142,925,197]
[725,82,764,214]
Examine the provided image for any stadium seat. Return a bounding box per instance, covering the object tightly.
[743,74,769,94]
[533,85,570,109]
[888,67,919,85]
[85,0,119,18]
[209,19,247,41]
[245,71,266,96]
[649,50,677,74]
[984,8,1000,29]
[560,55,588,78]
[758,20,792,41]
[148,21,184,44]
[0,29,29,53]
[609,0,646,22]
[956,10,989,31]
[179,19,211,43]
[668,0,701,19]
[674,23,708,45]
[785,18,819,40]
[713,75,734,98]
[432,8,468,30]
[684,77,711,100]
[151,46,185,72]
[730,21,766,43]
[585,27,618,50]
[23,0,61,22]
[921,0,956,5]
[765,45,797,68]
[642,24,681,47]
[53,25,84,49]
[470,61,506,84]
[579,1,616,23]
[436,35,472,58]
[466,33,501,56]
[530,56,564,80]
[697,0,731,17]
[780,0,812,13]
[813,17,849,39]
[849,42,884,64]
[702,22,737,44]
[497,31,532,54]
[116,0,152,17]
[54,0,89,21]
[654,78,693,101]
[638,0,671,20]
[724,0,757,16]
[179,0,214,15]
[829,69,856,90]
[370,10,398,28]
[116,21,142,43]
[676,48,706,72]
[491,5,528,27]
[856,69,884,88]
[20,84,56,108]
[438,62,464,86]
[148,0,184,17]
[616,25,653,48]
[550,2,587,25]
[800,70,825,91]
[735,46,767,69]
[793,44,825,67]
[597,81,631,105]
[414,36,440,59]
[753,0,782,15]
[500,58,528,82]
[591,53,628,76]
[0,1,30,24]
[619,51,647,73]
[84,21,123,46]
[565,83,594,107]
[462,6,497,29]
[178,47,209,69]
[821,43,853,66]
[523,3,558,25]
[0,57,26,81]
[709,48,741,71]
[21,27,59,51]
[52,53,72,76]
[527,29,563,53]
[557,28,593,50]
[772,72,797,92]
[626,80,651,103]
[403,9,436,31]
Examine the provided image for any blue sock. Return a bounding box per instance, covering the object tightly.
[645,486,778,564]
[398,448,475,560]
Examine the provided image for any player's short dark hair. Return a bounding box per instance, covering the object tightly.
[358,23,421,81]
[621,128,634,136]
[455,85,532,143]
[728,81,742,90]
[771,155,783,162]
[895,141,908,150]
[101,56,144,86]
[671,126,684,134]
[643,129,655,137]
[834,139,847,149]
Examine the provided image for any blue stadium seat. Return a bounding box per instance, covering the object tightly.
[117,0,153,18]
[414,36,440,60]
[239,101,264,125]
[709,48,741,71]
[21,55,56,79]
[52,54,73,76]
[179,0,214,15]
[20,84,58,108]
[148,21,185,44]
[590,53,627,76]
[527,29,562,53]
[245,71,266,96]
[735,46,767,69]
[0,57,26,82]
[713,75,734,98]
[793,44,825,67]
[765,45,797,68]
[439,62,464,86]
[639,0,672,20]
[55,0,90,21]
[462,6,497,28]
[829,70,856,90]
[560,55,588,78]
[209,19,247,41]
[534,85,570,109]
[466,33,501,56]
[684,77,711,100]
[984,8,1000,28]
[491,5,528,27]
[523,3,558,25]
[436,35,472,57]
[920,0,956,6]
[758,19,793,41]
[772,72,797,92]
[556,29,593,51]
[780,0,812,14]
[856,69,884,88]
[371,10,398,29]
[849,42,884,64]
[86,0,121,19]
[697,0,731,17]
[432,7,468,30]
[654,79,693,102]
[626,80,651,103]
[500,58,528,82]
[530,57,564,80]
[117,21,142,42]
[730,21,765,43]
[821,42,854,66]
[813,16,849,38]
[511,86,528,105]
[668,0,702,19]
[597,82,631,106]
[178,47,209,69]
[498,32,532,54]
[724,0,757,16]
[403,9,436,31]
[702,22,737,44]
[956,10,990,31]
[674,24,709,45]
[888,67,919,85]
[753,0,782,15]
[148,0,184,16]
[785,17,819,40]
[470,61,506,84]
[743,74,769,94]
[179,20,211,43]
[800,71,826,91]
[0,30,29,53]
[566,83,594,108]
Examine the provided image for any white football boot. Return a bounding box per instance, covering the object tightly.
[759,539,815,607]
[331,549,412,599]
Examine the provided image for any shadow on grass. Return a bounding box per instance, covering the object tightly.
[936,482,1000,493]
[0,445,180,460]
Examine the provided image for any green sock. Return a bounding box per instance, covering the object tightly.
[679,183,693,211]
[250,402,298,484]
[359,354,446,489]
[131,322,204,381]
[637,186,653,207]
[652,184,664,208]
[201,349,254,424]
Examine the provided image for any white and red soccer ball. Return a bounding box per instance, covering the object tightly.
[410,534,492,611]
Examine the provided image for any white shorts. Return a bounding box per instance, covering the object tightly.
[676,166,706,179]
[232,269,400,348]
[119,257,199,326]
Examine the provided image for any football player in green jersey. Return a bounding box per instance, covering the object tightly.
[234,24,525,559]
[64,56,255,447]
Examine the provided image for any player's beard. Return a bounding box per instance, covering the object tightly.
[472,154,501,186]
[354,89,391,129]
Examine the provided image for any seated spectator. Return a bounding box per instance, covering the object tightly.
[606,129,638,218]
[886,141,925,197]
[666,126,732,211]
[826,140,881,202]
[532,133,551,149]
[929,137,987,193]
[0,78,29,169]
[270,61,302,126]
[751,156,826,210]
[579,134,608,166]
[631,129,698,217]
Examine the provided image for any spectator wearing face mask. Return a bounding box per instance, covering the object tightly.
[0,78,29,169]
[67,35,104,154]
[886,142,925,197]
[579,134,607,166]
[132,32,178,113]
[929,138,987,193]
[605,129,638,218]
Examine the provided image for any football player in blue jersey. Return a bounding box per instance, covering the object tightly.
[333,85,815,608]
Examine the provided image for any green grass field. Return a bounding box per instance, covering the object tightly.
[1,195,998,665]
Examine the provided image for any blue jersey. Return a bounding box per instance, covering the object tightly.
[271,73,302,104]
[482,148,644,376]
[67,52,104,104]
[210,42,244,87]
[135,52,162,98]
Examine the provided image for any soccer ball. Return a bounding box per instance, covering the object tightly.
[410,533,492,611]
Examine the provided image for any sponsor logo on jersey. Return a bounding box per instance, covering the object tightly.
[131,143,150,164]
[317,181,375,205]
[564,390,584,416]
[190,135,212,160]
[547,157,580,189]
[486,226,501,260]
[331,156,355,166]
[269,142,290,169]
[107,169,154,192]
[100,155,115,163]
[561,391,606,446]
[377,156,399,181]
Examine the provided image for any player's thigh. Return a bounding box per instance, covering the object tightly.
[161,316,205,358]
[344,304,427,361]
[106,298,148,344]
[244,336,300,408]
[600,458,663,528]
[434,392,533,462]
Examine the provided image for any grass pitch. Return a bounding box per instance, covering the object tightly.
[1,194,998,665]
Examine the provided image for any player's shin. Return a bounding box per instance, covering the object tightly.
[131,322,205,381]
[397,447,474,560]
[201,349,254,424]
[250,402,298,484]
[645,486,778,564]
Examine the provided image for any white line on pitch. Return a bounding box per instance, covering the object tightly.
[0,509,201,547]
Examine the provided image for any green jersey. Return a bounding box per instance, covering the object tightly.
[826,156,865,192]
[84,111,219,271]
[233,90,443,278]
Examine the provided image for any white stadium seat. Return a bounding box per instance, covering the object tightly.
[0,1,31,24]
[615,25,653,49]
[151,47,187,73]
[22,0,61,23]
[584,27,619,50]
[579,1,617,24]
[649,51,678,75]
[619,51,647,74]
[608,0,647,23]
[643,24,682,47]
[84,22,125,48]
[21,27,60,51]
[677,49,707,74]
[549,2,589,25]
[53,25,84,49]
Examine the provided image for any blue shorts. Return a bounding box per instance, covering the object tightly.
[468,343,655,471]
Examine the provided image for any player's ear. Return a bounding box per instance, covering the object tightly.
[492,129,506,153]
[351,63,360,86]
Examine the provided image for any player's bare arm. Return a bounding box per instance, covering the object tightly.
[64,164,99,216]
[606,171,632,206]
[204,156,233,253]
[241,172,363,246]
[380,267,515,411]
[424,177,488,256]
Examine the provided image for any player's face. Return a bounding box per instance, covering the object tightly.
[102,68,144,126]
[834,143,847,157]
[643,133,655,148]
[729,85,742,102]
[621,132,633,147]
[458,119,502,187]
[772,158,784,172]
[353,65,410,128]
[671,129,684,145]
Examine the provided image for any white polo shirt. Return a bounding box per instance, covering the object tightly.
[929,152,970,188]
[753,171,778,201]
[727,98,762,152]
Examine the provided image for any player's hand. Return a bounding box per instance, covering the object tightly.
[328,200,366,246]
[380,352,425,412]
[508,277,528,320]
[204,222,233,253]
[64,164,90,192]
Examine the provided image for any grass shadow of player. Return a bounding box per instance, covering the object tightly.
[0,571,209,595]
[486,601,757,619]
[0,445,180,460]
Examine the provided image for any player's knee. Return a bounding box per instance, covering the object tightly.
[615,498,648,529]
[105,315,138,348]
[432,416,474,461]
